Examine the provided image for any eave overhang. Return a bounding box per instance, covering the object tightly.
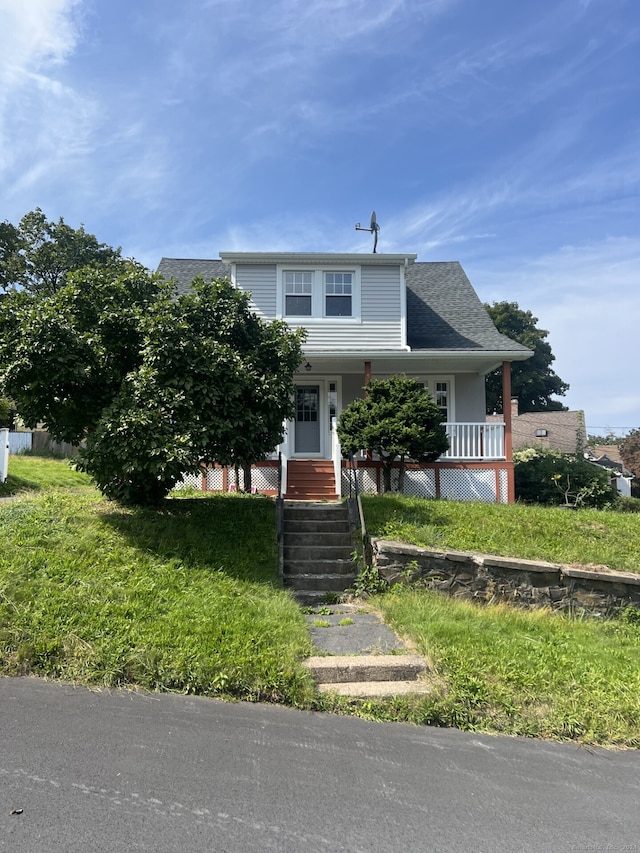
[219,252,417,266]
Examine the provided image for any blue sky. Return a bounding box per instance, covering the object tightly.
[1,0,638,434]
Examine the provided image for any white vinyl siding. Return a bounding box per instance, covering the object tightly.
[298,265,403,350]
[234,264,277,317]
[233,261,405,351]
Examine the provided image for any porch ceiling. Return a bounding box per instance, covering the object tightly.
[298,350,529,377]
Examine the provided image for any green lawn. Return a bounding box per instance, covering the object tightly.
[362,494,640,573]
[2,457,640,746]
[0,456,314,704]
[0,454,93,496]
[360,588,640,747]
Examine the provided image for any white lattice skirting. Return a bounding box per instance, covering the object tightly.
[440,469,497,502]
[342,465,506,502]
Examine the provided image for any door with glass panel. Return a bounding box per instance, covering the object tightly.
[294,385,321,454]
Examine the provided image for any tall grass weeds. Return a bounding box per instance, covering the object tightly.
[0,477,314,704]
[365,588,640,747]
[362,494,640,573]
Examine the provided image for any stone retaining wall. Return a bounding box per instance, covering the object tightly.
[373,539,640,616]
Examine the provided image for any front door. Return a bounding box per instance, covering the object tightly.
[294,385,321,454]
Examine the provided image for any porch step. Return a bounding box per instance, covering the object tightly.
[281,502,356,601]
[285,460,337,501]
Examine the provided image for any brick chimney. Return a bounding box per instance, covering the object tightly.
[511,398,519,419]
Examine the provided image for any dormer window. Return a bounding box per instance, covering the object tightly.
[325,273,352,316]
[279,265,361,321]
[284,271,313,316]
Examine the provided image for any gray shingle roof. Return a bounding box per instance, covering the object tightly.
[157,257,531,355]
[157,258,230,296]
[406,262,531,353]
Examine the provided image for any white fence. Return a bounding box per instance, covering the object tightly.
[1,429,8,483]
[8,431,33,455]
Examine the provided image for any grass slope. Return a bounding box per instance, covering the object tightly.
[0,469,314,704]
[362,494,640,573]
[3,457,640,746]
[363,589,640,747]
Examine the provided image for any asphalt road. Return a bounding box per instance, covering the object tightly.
[1,677,639,852]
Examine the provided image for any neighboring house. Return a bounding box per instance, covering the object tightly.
[584,445,633,497]
[487,400,586,455]
[158,252,532,502]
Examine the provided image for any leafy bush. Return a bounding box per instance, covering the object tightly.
[612,495,640,513]
[514,447,614,508]
[0,396,12,428]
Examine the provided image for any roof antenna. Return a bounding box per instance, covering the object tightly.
[355,211,380,253]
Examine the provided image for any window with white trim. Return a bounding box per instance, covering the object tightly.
[325,272,352,317]
[279,266,360,320]
[415,379,450,421]
[284,271,313,316]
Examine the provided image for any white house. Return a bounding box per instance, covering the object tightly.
[158,252,532,502]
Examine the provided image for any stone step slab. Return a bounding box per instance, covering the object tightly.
[283,558,356,576]
[316,680,434,698]
[284,545,354,561]
[284,532,353,547]
[284,573,356,592]
[304,654,429,684]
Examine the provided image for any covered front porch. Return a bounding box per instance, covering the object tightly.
[176,351,518,502]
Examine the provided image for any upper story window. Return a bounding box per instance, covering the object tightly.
[325,273,352,317]
[284,271,313,316]
[280,266,360,321]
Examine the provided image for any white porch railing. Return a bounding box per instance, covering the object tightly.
[441,422,505,460]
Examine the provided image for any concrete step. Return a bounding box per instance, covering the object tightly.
[284,532,353,547]
[291,590,342,606]
[284,573,356,592]
[304,654,429,684]
[284,519,351,534]
[316,680,434,698]
[283,558,356,576]
[283,503,346,519]
[284,545,353,561]
[285,493,339,502]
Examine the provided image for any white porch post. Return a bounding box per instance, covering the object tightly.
[502,360,515,502]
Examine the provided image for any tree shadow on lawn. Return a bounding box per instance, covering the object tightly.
[362,494,454,532]
[0,474,45,497]
[98,494,280,586]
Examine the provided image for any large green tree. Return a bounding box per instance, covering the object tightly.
[0,267,304,505]
[0,208,121,295]
[337,376,449,494]
[484,301,569,414]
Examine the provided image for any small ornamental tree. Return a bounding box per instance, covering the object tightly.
[337,376,449,494]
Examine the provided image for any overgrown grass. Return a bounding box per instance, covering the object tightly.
[3,457,640,746]
[362,494,640,573]
[0,483,315,704]
[0,454,93,497]
[321,588,639,747]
